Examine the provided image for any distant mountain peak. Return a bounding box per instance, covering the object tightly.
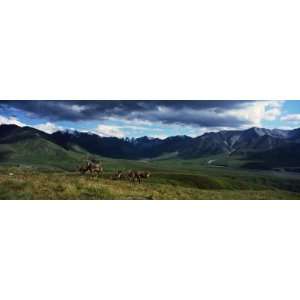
[246,127,268,135]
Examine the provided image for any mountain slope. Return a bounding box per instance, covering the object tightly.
[0,125,88,169]
[244,143,300,169]
[1,124,300,169]
[179,127,294,158]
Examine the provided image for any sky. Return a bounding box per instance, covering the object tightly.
[0,100,300,138]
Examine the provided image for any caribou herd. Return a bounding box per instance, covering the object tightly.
[78,159,151,183]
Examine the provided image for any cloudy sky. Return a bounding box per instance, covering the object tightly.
[0,100,299,138]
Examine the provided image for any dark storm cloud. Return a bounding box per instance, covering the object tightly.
[0,100,257,127]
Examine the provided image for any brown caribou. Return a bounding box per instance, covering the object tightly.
[79,160,103,177]
[127,170,151,183]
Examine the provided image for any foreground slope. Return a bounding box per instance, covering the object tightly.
[0,164,300,199]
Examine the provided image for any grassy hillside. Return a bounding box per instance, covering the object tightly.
[1,158,300,199]
[0,137,89,170]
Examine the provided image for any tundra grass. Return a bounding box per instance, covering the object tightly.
[0,166,299,200]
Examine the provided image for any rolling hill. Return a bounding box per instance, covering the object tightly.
[0,125,88,169]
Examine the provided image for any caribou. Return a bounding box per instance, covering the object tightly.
[79,159,151,184]
[79,160,103,177]
[127,170,151,183]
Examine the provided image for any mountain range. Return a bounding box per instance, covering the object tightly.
[0,124,300,169]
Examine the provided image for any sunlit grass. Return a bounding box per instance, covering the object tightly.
[0,166,299,200]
